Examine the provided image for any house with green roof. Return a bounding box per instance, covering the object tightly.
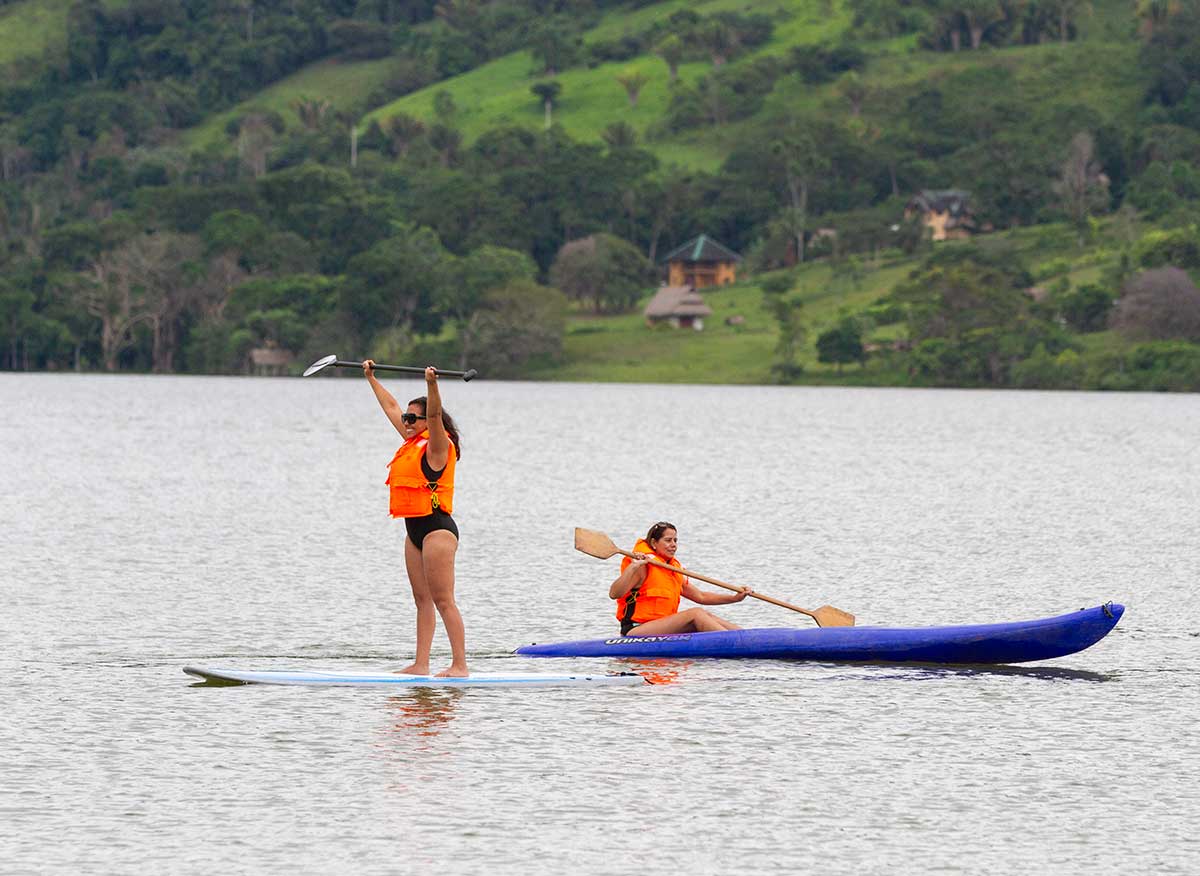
[660,234,742,289]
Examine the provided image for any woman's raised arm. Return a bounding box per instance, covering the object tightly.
[363,360,408,435]
[423,366,450,471]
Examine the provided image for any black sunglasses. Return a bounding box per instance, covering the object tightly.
[400,413,427,425]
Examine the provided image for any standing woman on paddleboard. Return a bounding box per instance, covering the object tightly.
[609,522,751,636]
[364,362,468,677]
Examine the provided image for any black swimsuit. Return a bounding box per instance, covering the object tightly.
[404,455,460,549]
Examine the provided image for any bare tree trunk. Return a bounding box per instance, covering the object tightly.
[458,313,480,370]
[787,173,808,264]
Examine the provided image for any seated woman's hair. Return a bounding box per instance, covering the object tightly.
[646,521,676,542]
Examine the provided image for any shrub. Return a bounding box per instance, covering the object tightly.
[1131,227,1200,269]
[862,298,905,326]
[787,43,866,85]
[1059,283,1114,333]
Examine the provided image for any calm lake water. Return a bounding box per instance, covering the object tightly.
[2,374,1197,874]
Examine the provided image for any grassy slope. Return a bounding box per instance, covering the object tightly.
[530,260,913,383]
[364,0,851,170]
[0,0,74,66]
[0,0,127,66]
[179,0,1140,171]
[529,216,1141,384]
[185,56,398,151]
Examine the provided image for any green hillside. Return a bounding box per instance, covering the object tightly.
[186,56,399,152]
[530,217,1138,384]
[2,0,1199,390]
[362,0,851,169]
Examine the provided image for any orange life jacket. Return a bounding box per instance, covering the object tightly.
[615,539,684,626]
[385,430,456,518]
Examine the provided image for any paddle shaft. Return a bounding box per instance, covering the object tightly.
[615,548,822,622]
[333,359,476,380]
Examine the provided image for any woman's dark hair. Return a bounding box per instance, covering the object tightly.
[409,395,462,459]
[646,521,676,542]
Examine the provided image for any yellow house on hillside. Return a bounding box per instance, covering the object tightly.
[661,234,741,288]
[904,190,976,241]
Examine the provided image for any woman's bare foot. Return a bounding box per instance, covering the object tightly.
[395,663,431,676]
[435,664,469,678]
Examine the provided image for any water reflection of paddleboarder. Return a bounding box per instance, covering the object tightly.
[609,521,751,636]
[364,361,468,678]
[387,689,464,738]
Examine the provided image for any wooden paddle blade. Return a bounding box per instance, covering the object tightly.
[813,605,855,627]
[574,528,619,560]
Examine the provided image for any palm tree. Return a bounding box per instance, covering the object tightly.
[530,80,562,130]
[292,96,330,131]
[615,69,650,108]
[1135,0,1182,39]
[655,35,684,82]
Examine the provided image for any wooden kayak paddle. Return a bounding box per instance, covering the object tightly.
[574,527,855,628]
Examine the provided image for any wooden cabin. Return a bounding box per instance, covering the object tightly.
[660,234,741,288]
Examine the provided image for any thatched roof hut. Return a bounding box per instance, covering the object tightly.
[644,285,713,330]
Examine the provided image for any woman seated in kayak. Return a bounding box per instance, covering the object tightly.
[609,521,751,636]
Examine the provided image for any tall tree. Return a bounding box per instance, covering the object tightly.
[459,279,568,378]
[1136,0,1183,39]
[1044,0,1090,43]
[445,245,537,367]
[1112,268,1200,340]
[1054,131,1109,245]
[698,19,736,67]
[531,81,562,130]
[960,0,1006,49]
[549,233,650,313]
[97,232,206,373]
[339,223,451,346]
[237,114,275,179]
[771,120,829,264]
[761,274,807,381]
[655,35,684,82]
[0,278,36,370]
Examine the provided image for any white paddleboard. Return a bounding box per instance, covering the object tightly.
[184,666,647,688]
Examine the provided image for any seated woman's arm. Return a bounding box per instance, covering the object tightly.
[609,556,649,599]
[681,581,751,606]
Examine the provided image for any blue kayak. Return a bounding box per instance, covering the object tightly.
[515,603,1124,664]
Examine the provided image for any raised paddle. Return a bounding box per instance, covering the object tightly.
[573,527,855,628]
[302,354,478,381]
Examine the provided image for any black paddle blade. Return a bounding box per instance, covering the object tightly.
[302,354,339,377]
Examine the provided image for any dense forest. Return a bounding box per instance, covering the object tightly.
[2,0,1200,388]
